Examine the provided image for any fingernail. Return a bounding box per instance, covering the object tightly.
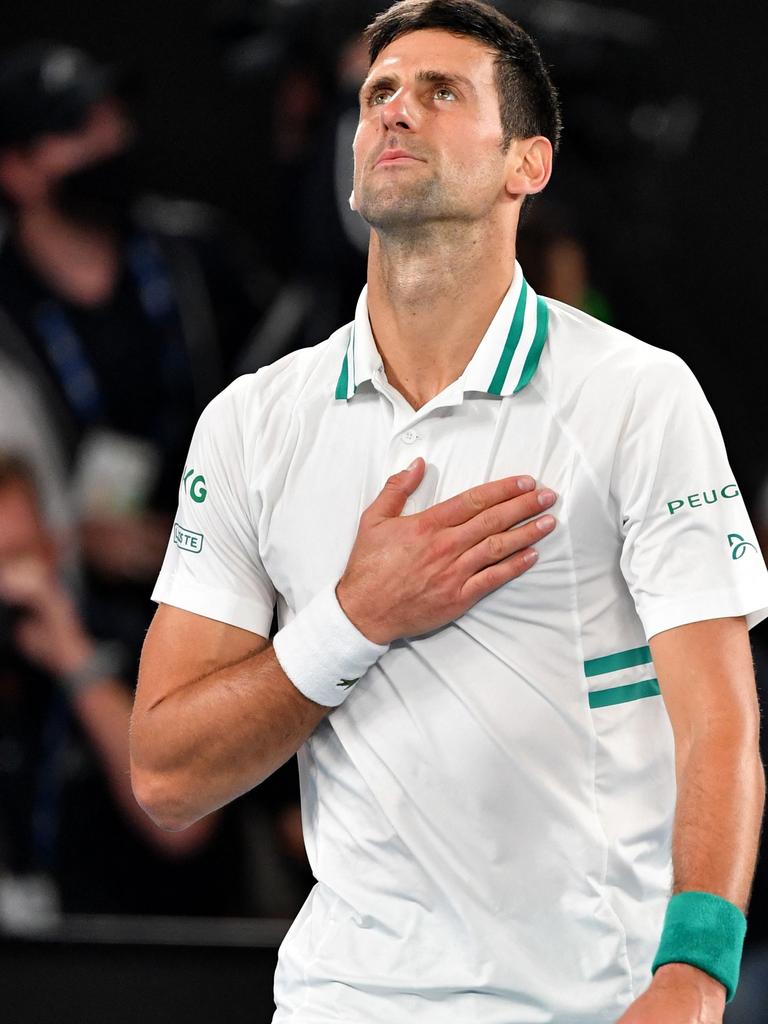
[538,489,556,508]
[407,458,419,471]
[517,476,535,491]
[523,549,539,565]
[536,514,555,532]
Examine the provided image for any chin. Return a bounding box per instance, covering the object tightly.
[358,185,445,232]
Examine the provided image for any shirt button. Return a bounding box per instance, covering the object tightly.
[402,430,418,444]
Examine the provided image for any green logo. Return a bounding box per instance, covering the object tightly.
[182,467,207,503]
[173,522,204,553]
[337,678,359,689]
[728,533,757,559]
[666,483,739,516]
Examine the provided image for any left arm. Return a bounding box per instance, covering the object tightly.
[617,615,766,1022]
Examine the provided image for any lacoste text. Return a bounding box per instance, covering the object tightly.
[173,523,204,553]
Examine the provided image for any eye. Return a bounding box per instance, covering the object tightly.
[434,86,456,101]
[368,89,392,106]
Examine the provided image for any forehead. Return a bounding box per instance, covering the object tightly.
[368,28,497,87]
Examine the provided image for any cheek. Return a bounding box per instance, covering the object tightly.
[451,133,504,184]
[352,120,375,171]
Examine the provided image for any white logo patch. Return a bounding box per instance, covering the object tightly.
[173,522,204,554]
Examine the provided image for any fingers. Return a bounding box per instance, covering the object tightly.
[367,458,426,520]
[450,486,557,552]
[459,545,541,606]
[455,513,556,579]
[424,474,538,529]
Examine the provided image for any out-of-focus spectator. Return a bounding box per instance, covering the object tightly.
[236,17,375,368]
[0,41,273,655]
[0,42,312,922]
[0,346,71,541]
[0,450,254,923]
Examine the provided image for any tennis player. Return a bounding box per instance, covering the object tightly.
[131,2,768,1020]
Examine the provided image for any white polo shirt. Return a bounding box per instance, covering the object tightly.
[153,262,768,1023]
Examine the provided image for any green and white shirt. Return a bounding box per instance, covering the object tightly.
[153,262,768,1023]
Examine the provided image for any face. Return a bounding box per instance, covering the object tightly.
[353,29,512,233]
[0,480,52,571]
[0,97,134,208]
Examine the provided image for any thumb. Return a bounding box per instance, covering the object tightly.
[372,458,425,519]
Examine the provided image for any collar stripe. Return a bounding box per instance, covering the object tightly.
[334,326,356,399]
[334,272,549,400]
[335,350,350,399]
[513,295,549,394]
[487,279,528,395]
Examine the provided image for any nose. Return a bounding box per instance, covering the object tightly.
[378,87,417,133]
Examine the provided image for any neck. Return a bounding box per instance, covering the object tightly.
[16,203,119,307]
[366,216,518,410]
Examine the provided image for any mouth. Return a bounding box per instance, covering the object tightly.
[374,149,425,168]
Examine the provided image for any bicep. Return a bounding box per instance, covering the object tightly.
[135,603,270,715]
[650,616,759,750]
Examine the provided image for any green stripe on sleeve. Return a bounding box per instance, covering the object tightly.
[584,645,652,677]
[588,678,661,709]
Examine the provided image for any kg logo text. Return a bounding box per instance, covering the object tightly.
[182,467,207,503]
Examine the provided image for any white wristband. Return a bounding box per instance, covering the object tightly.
[272,582,389,707]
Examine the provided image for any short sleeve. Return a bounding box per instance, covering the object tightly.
[612,354,768,639]
[151,378,276,637]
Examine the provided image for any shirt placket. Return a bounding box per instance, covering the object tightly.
[372,368,465,515]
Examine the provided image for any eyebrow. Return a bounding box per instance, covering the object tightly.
[359,69,476,102]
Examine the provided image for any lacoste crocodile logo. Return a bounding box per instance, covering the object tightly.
[337,678,359,689]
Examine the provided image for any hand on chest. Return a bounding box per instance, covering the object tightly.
[258,396,592,615]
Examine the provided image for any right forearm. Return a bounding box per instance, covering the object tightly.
[130,644,328,829]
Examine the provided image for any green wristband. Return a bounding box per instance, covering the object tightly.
[651,891,747,1003]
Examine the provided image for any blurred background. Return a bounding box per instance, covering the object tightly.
[0,0,766,1021]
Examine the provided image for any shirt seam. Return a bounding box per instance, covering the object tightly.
[560,455,638,1003]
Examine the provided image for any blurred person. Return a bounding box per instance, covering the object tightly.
[0,450,255,920]
[0,41,273,652]
[0,344,72,542]
[131,3,767,1023]
[237,5,382,370]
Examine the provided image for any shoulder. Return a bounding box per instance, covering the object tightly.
[542,296,701,403]
[198,322,352,434]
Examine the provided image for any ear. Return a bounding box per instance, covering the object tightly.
[504,136,553,199]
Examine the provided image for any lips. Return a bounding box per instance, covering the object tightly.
[374,149,424,167]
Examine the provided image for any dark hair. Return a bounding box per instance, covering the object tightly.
[364,0,562,155]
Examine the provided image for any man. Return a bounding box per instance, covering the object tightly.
[130,2,768,1021]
